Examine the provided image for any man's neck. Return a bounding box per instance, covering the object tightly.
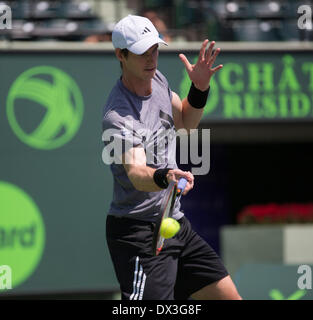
[121,74,152,97]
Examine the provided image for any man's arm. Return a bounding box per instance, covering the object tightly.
[172,91,204,132]
[122,146,194,194]
[123,146,160,192]
[172,39,223,132]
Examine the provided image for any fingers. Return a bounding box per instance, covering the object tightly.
[204,40,215,62]
[212,64,223,74]
[179,54,192,73]
[208,47,221,68]
[205,42,221,65]
[198,39,218,64]
[167,169,194,195]
[198,39,209,62]
[180,40,222,85]
[183,171,194,195]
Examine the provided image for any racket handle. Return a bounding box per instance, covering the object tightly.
[177,178,187,193]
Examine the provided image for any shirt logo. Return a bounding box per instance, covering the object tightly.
[159,110,174,130]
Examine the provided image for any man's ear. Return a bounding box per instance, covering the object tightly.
[115,48,123,62]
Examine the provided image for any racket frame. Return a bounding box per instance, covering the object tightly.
[152,178,187,256]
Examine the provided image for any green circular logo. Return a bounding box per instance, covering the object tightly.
[6,66,84,150]
[0,181,45,289]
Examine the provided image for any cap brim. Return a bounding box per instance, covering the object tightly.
[128,36,168,55]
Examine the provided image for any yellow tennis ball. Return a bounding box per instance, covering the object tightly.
[160,218,180,239]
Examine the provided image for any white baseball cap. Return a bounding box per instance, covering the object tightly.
[112,15,168,55]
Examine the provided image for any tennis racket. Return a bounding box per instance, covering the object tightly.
[152,177,188,256]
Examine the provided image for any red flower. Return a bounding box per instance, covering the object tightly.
[237,203,313,224]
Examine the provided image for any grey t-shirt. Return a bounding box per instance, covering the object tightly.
[102,70,184,222]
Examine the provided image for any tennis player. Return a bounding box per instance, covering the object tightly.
[102,15,241,300]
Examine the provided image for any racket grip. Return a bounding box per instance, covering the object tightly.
[177,178,187,193]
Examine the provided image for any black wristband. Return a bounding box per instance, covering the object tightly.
[153,168,172,189]
[187,82,210,109]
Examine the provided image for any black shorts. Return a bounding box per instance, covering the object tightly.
[106,215,228,300]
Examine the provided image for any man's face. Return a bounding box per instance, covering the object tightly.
[120,44,159,81]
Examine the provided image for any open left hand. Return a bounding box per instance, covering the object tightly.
[179,39,223,91]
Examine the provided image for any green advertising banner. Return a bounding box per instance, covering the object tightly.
[180,53,313,121]
[0,52,119,295]
[0,45,312,296]
[234,264,313,300]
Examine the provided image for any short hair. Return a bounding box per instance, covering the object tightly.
[120,48,129,69]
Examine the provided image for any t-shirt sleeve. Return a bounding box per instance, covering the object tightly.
[155,70,173,102]
[102,110,144,163]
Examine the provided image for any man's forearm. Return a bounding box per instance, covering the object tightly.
[127,165,162,192]
[181,97,204,131]
[126,165,194,195]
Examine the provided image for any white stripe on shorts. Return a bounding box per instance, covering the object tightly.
[130,256,146,300]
